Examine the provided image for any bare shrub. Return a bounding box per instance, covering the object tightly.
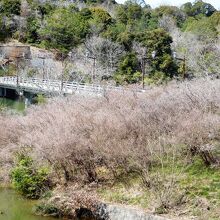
[0,78,220,188]
[35,187,100,219]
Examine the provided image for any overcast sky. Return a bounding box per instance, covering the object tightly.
[115,0,220,10]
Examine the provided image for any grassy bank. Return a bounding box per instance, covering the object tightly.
[97,158,220,219]
[0,78,220,219]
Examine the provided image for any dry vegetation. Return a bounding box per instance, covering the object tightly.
[0,78,220,217]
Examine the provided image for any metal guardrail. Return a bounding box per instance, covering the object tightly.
[0,77,146,96]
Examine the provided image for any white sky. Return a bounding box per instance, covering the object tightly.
[115,0,220,10]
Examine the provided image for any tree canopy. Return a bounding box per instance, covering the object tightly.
[39,8,89,53]
[0,0,219,83]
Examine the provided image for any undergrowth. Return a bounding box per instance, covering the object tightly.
[10,153,51,199]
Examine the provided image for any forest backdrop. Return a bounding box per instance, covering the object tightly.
[0,0,219,84]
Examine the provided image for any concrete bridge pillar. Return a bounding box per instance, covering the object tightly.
[0,88,7,97]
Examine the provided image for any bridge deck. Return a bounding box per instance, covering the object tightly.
[0,77,144,96]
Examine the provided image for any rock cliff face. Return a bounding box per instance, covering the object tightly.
[0,45,31,59]
[30,46,63,79]
[0,42,63,79]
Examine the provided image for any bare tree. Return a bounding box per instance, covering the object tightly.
[82,36,125,83]
[159,15,220,78]
[159,15,178,33]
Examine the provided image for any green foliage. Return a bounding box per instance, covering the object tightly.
[116,30,134,50]
[181,0,216,17]
[138,29,178,78]
[89,7,113,33]
[182,13,220,39]
[0,16,7,41]
[154,5,186,27]
[0,0,22,41]
[39,7,89,53]
[209,11,220,26]
[145,71,169,85]
[103,22,126,41]
[91,7,112,25]
[27,0,56,16]
[0,0,21,16]
[115,2,158,31]
[11,154,50,199]
[80,7,93,20]
[0,102,6,112]
[1,0,219,83]
[136,10,158,31]
[114,52,140,84]
[103,22,135,50]
[116,2,142,24]
[25,16,41,43]
[33,94,46,105]
[109,27,178,83]
[183,16,218,40]
[36,2,56,19]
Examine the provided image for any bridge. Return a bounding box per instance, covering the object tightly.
[0,77,144,97]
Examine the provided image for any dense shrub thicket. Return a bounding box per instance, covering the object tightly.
[0,77,219,215]
[0,78,219,184]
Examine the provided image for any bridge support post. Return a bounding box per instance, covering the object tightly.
[25,98,29,109]
[16,88,23,97]
[0,88,7,97]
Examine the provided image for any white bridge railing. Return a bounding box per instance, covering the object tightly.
[0,77,144,96]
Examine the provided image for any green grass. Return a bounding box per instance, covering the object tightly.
[180,159,220,201]
[97,174,150,208]
[98,186,150,208]
[97,158,220,219]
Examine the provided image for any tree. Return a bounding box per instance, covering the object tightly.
[137,29,178,78]
[80,7,93,20]
[209,12,220,27]
[73,36,125,83]
[184,17,218,40]
[26,15,41,43]
[89,7,113,35]
[116,1,142,25]
[39,8,89,53]
[133,42,148,88]
[103,21,135,51]
[154,5,186,27]
[171,24,220,78]
[181,0,216,17]
[0,0,21,16]
[87,36,125,79]
[0,12,17,41]
[0,15,7,41]
[36,2,56,20]
[103,22,127,42]
[114,52,140,84]
[135,8,158,31]
[159,15,178,33]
